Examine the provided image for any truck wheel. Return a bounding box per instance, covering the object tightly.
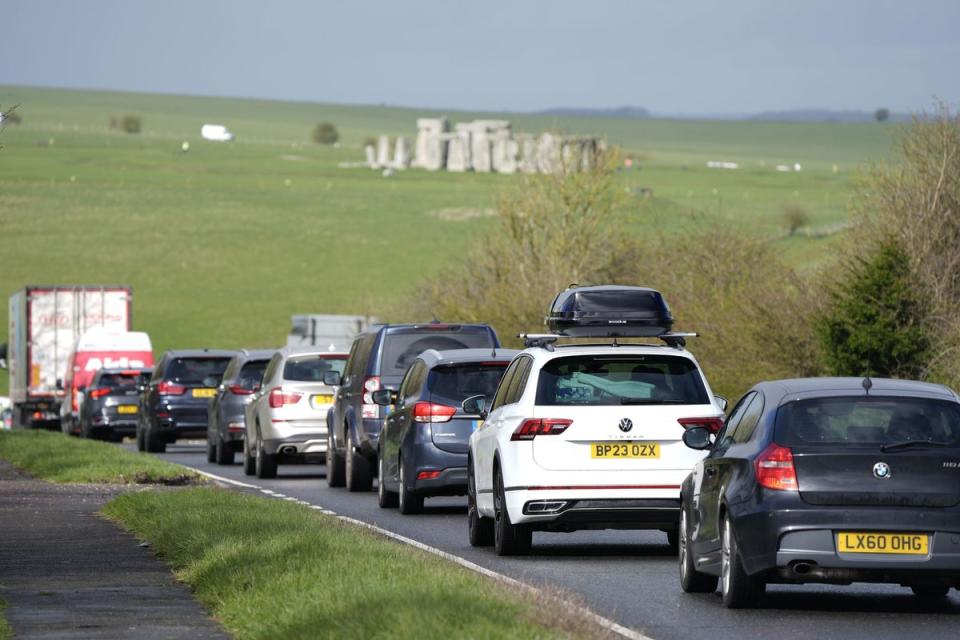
[326,429,346,487]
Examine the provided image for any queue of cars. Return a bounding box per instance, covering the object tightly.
[61,284,960,608]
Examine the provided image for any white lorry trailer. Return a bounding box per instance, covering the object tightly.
[6,286,133,429]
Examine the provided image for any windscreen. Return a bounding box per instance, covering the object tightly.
[236,360,268,388]
[381,328,495,377]
[428,363,509,406]
[98,372,142,388]
[283,355,347,382]
[536,355,709,406]
[166,358,231,384]
[775,396,960,446]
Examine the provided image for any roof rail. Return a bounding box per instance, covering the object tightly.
[518,332,698,350]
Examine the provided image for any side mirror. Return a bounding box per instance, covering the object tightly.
[323,371,342,386]
[682,426,713,451]
[462,395,488,419]
[714,395,728,413]
[371,389,396,406]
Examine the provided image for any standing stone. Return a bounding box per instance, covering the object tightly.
[376,135,391,168]
[471,130,492,173]
[393,136,411,169]
[492,128,518,174]
[364,144,377,169]
[413,117,449,171]
[517,134,538,174]
[446,128,472,172]
[537,133,561,174]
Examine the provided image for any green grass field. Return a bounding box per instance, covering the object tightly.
[0,85,901,394]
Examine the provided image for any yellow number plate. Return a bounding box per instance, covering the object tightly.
[836,532,929,555]
[192,388,216,398]
[117,405,138,414]
[313,394,334,406]
[591,442,660,459]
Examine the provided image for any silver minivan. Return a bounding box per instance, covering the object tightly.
[243,346,348,478]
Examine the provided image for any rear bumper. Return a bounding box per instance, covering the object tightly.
[89,416,138,436]
[413,466,468,496]
[505,487,681,531]
[730,493,960,583]
[263,434,327,458]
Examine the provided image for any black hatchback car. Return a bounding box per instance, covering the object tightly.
[325,323,500,492]
[206,348,275,465]
[78,367,153,441]
[137,349,236,453]
[373,348,518,513]
[678,377,960,608]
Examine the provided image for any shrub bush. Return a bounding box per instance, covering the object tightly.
[120,114,141,134]
[782,204,810,236]
[313,122,339,145]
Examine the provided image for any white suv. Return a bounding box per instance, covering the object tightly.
[466,341,724,555]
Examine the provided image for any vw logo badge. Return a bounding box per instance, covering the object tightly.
[618,418,633,433]
[873,462,891,480]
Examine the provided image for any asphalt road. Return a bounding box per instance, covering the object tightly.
[137,442,960,639]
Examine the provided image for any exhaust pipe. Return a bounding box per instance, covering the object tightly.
[280,445,297,455]
[792,562,814,576]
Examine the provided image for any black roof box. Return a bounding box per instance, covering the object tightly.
[545,285,673,338]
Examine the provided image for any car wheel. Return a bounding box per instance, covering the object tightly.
[467,459,494,547]
[720,514,765,608]
[242,437,256,476]
[666,529,680,555]
[145,422,166,453]
[326,428,346,487]
[345,436,373,492]
[215,435,235,465]
[206,438,217,463]
[679,505,718,593]
[377,449,398,508]
[493,466,531,556]
[255,437,277,479]
[397,455,423,514]
[136,423,146,452]
[911,585,950,598]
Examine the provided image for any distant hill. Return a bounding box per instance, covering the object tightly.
[748,109,910,123]
[536,106,651,119]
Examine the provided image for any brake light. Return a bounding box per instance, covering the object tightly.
[511,418,573,441]
[228,384,253,396]
[157,381,186,396]
[678,417,725,433]
[413,402,457,423]
[362,376,381,404]
[755,443,798,491]
[417,470,442,480]
[269,387,303,408]
[89,388,111,399]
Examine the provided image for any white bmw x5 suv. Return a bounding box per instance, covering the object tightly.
[466,341,724,555]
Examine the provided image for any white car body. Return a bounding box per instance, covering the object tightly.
[469,343,723,546]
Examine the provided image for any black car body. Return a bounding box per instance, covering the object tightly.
[78,367,152,441]
[679,377,960,607]
[206,348,274,465]
[137,349,236,453]
[375,348,518,513]
[326,322,500,492]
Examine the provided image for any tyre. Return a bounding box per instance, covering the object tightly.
[206,438,217,463]
[720,514,765,608]
[911,585,950,599]
[242,437,255,476]
[493,466,531,556]
[467,459,494,547]
[255,438,277,479]
[145,422,166,453]
[397,456,423,514]
[666,529,680,555]
[345,434,373,492]
[326,428,346,487]
[136,423,146,452]
[377,449,398,508]
[215,435,235,465]
[679,506,718,593]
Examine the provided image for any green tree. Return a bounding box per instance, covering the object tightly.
[817,240,930,378]
[874,108,890,122]
[312,122,339,145]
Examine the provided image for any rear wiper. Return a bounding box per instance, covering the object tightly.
[880,439,956,452]
[619,399,685,405]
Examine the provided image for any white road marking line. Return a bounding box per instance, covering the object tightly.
[185,465,651,640]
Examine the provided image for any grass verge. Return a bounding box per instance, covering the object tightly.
[103,488,600,639]
[0,431,200,484]
[0,595,9,640]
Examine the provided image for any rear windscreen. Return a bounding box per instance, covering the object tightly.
[236,360,268,387]
[283,355,347,382]
[775,397,960,446]
[98,373,143,388]
[536,355,709,406]
[166,358,231,384]
[428,363,509,405]
[380,329,495,377]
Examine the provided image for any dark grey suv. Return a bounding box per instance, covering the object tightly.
[78,367,152,441]
[374,348,517,513]
[206,349,275,465]
[325,323,500,492]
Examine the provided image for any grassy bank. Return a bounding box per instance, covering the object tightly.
[0,596,9,640]
[0,431,199,484]
[103,488,595,639]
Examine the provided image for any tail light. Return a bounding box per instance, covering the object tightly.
[755,443,798,491]
[228,384,253,396]
[269,387,302,408]
[417,470,442,480]
[89,388,111,399]
[158,381,186,396]
[511,418,572,441]
[413,402,457,423]
[678,417,725,433]
[362,376,381,419]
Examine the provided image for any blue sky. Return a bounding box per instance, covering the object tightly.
[1,0,957,114]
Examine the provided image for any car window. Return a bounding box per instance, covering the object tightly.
[535,354,709,406]
[397,361,420,404]
[731,393,764,443]
[97,372,141,388]
[165,357,231,384]
[237,360,268,388]
[775,396,960,446]
[490,359,521,412]
[222,357,241,382]
[283,355,347,382]
[505,356,533,406]
[715,392,755,444]
[262,354,282,385]
[345,337,366,382]
[428,362,510,407]
[379,327,495,377]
